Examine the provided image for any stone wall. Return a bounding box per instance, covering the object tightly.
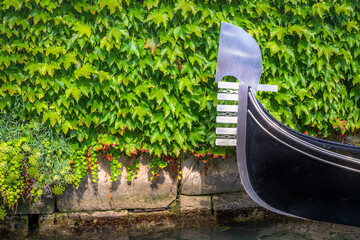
[1,153,274,238]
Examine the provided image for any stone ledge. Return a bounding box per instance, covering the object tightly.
[213,192,272,222]
[39,210,129,236]
[180,195,211,211]
[180,195,213,225]
[128,211,180,237]
[213,192,259,212]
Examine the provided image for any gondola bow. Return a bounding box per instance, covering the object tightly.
[215,22,360,227]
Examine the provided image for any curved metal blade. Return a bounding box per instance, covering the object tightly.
[215,22,262,92]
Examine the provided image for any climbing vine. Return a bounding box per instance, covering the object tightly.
[0,0,359,217]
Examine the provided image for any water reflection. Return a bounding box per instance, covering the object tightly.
[5,219,360,240]
[144,220,360,240]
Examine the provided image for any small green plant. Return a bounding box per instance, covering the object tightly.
[125,158,140,182]
[52,185,66,196]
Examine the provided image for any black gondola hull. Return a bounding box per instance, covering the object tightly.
[246,90,360,226]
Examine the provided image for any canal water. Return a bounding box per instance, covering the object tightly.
[13,219,360,240]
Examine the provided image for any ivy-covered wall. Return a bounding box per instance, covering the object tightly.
[0,0,359,217]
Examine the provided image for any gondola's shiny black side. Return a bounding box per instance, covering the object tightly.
[246,88,360,227]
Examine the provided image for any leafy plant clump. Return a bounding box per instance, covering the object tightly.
[0,110,74,218]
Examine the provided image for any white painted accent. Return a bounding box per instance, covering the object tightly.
[216,127,237,135]
[217,105,238,112]
[216,116,237,123]
[215,139,237,146]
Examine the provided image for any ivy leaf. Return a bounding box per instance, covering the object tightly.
[109,24,129,42]
[312,2,330,19]
[270,27,286,41]
[297,89,313,101]
[132,103,151,123]
[35,101,48,114]
[99,0,122,14]
[334,4,353,16]
[174,1,197,18]
[265,41,281,56]
[43,111,59,127]
[146,10,169,28]
[144,36,160,55]
[129,41,140,57]
[63,53,78,70]
[74,63,97,79]
[61,121,73,134]
[188,126,205,145]
[173,129,184,147]
[72,23,92,38]
[65,85,82,102]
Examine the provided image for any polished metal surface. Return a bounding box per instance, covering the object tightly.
[215,22,262,92]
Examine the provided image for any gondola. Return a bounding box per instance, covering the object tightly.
[215,22,360,227]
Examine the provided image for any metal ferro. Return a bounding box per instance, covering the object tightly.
[214,22,289,217]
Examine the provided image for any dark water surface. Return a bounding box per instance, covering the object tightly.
[14,219,360,240]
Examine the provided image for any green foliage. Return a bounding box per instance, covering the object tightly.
[0,110,73,216]
[0,0,360,213]
[52,185,66,195]
[0,204,5,220]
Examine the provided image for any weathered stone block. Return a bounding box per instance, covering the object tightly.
[12,197,55,215]
[213,192,259,212]
[0,215,28,238]
[57,153,178,212]
[181,155,242,195]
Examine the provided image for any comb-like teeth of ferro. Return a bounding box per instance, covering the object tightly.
[216,127,237,135]
[217,105,238,112]
[215,82,278,146]
[218,82,278,92]
[216,82,239,146]
[217,93,238,101]
[216,116,237,124]
[215,139,237,146]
